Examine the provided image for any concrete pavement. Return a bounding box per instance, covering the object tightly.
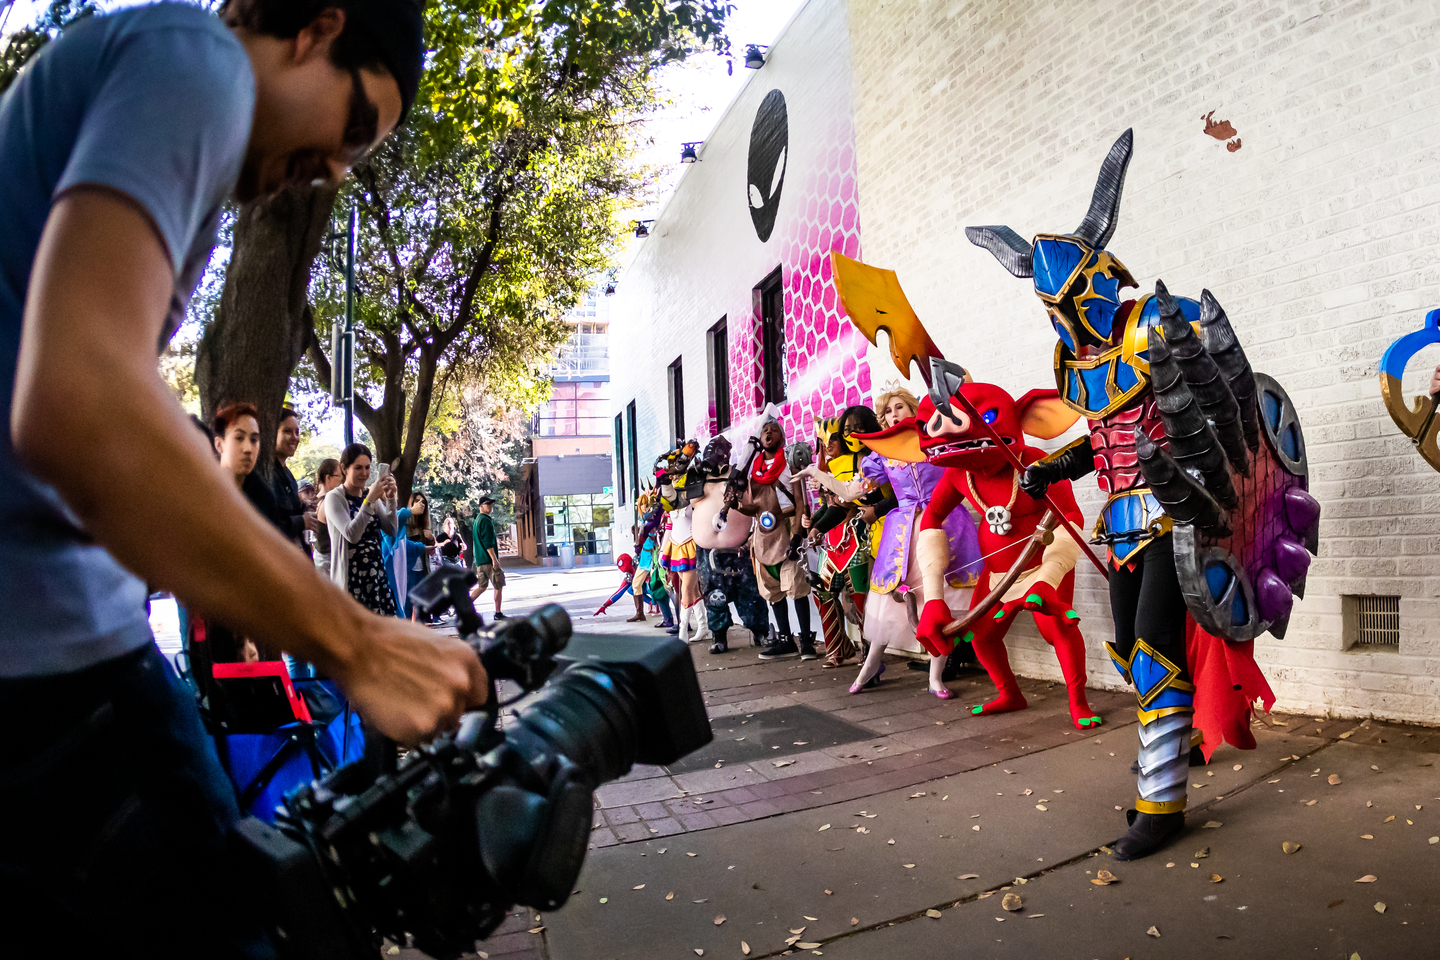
[347,566,1440,960]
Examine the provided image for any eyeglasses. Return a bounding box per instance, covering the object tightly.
[341,67,381,168]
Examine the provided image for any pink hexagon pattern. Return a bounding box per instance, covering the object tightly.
[716,115,869,446]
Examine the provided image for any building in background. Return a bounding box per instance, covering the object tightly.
[515,289,615,566]
[609,0,1440,723]
[608,0,867,546]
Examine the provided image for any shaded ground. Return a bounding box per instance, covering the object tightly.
[359,567,1440,960]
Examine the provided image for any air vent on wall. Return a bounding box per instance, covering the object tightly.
[1345,595,1400,648]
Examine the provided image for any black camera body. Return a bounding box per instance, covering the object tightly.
[233,569,712,960]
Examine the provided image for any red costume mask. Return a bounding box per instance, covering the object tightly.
[858,382,1078,471]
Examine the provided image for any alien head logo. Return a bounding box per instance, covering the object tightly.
[747,89,788,242]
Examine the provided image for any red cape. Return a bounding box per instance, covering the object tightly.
[1186,619,1276,760]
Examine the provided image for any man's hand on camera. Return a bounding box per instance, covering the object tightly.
[338,618,488,746]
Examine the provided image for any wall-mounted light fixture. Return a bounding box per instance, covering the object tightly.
[680,141,702,164]
[744,44,768,69]
[634,220,654,239]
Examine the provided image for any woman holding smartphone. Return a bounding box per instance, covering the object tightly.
[325,443,400,616]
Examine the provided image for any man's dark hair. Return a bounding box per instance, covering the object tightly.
[218,0,424,117]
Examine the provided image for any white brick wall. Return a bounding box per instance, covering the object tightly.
[609,0,861,552]
[848,0,1440,720]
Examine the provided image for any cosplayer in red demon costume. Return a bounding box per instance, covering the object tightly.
[860,371,1103,730]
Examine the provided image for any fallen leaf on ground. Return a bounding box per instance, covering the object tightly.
[1329,774,1342,785]
[903,863,916,869]
[796,944,821,950]
[790,927,806,935]
[1091,869,1118,886]
[1430,837,1439,845]
[528,927,545,934]
[1022,789,1033,796]
[1003,769,1015,774]
[1339,731,1353,739]
[794,741,808,746]
[1269,779,1281,784]
[887,839,895,845]
[714,915,726,926]
[1147,926,1161,938]
[741,942,750,956]
[1328,900,1344,908]
[1372,765,1380,771]
[1356,875,1378,883]
[1375,902,1386,913]
[824,889,833,895]
[1036,804,1048,811]
[1362,834,1373,840]
[818,824,831,832]
[910,792,927,798]
[687,852,698,857]
[1385,815,1396,823]
[804,916,817,921]
[1282,842,1302,854]
[1202,821,1223,829]
[973,825,981,831]
[666,892,674,901]
[851,918,859,926]
[1195,847,1210,859]
[925,909,942,919]
[694,950,704,957]
[1210,874,1223,883]
[1233,764,1243,771]
[1367,801,1373,808]
[957,873,980,880]
[774,760,794,768]
[599,898,608,904]
[1001,893,1022,912]
[633,884,645,890]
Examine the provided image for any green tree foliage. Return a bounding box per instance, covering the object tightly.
[302,0,732,500]
[0,0,97,95]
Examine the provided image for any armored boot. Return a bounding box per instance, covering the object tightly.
[709,628,729,655]
[797,631,820,661]
[1109,639,1193,861]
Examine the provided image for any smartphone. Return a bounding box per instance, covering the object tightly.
[374,462,391,484]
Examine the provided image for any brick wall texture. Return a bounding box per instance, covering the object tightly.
[847,0,1440,721]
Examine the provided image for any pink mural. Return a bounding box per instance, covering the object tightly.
[725,127,869,442]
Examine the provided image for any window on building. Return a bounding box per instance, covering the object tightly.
[541,492,613,557]
[614,413,627,505]
[755,267,786,405]
[708,317,730,432]
[668,356,685,444]
[626,400,639,503]
[536,379,611,436]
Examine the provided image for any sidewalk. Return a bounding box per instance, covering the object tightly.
[393,594,1440,960]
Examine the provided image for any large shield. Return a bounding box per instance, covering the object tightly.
[1172,374,1319,640]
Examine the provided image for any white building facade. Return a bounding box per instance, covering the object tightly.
[614,0,1440,723]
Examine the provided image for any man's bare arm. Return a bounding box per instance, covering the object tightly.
[12,189,484,742]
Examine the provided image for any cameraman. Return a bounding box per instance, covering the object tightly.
[0,2,486,957]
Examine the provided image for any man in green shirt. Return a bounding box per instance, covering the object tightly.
[469,495,506,619]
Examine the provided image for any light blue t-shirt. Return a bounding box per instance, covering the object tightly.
[0,3,254,676]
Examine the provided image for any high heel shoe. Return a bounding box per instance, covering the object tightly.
[928,686,955,700]
[848,661,885,694]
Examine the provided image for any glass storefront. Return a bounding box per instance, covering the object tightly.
[542,492,613,557]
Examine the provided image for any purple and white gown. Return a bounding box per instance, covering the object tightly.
[860,453,983,655]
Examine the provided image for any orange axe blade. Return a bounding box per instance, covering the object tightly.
[830,252,943,384]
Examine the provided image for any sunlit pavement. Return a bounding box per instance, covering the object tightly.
[151,575,1440,960]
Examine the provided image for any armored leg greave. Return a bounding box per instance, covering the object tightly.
[1109,638,1195,815]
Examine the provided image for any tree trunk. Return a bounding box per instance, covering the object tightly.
[196,182,338,484]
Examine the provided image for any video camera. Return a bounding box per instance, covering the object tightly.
[233,567,713,960]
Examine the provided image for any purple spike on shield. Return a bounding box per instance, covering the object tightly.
[1174,374,1319,642]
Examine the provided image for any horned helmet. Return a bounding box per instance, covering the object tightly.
[966,129,1138,352]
